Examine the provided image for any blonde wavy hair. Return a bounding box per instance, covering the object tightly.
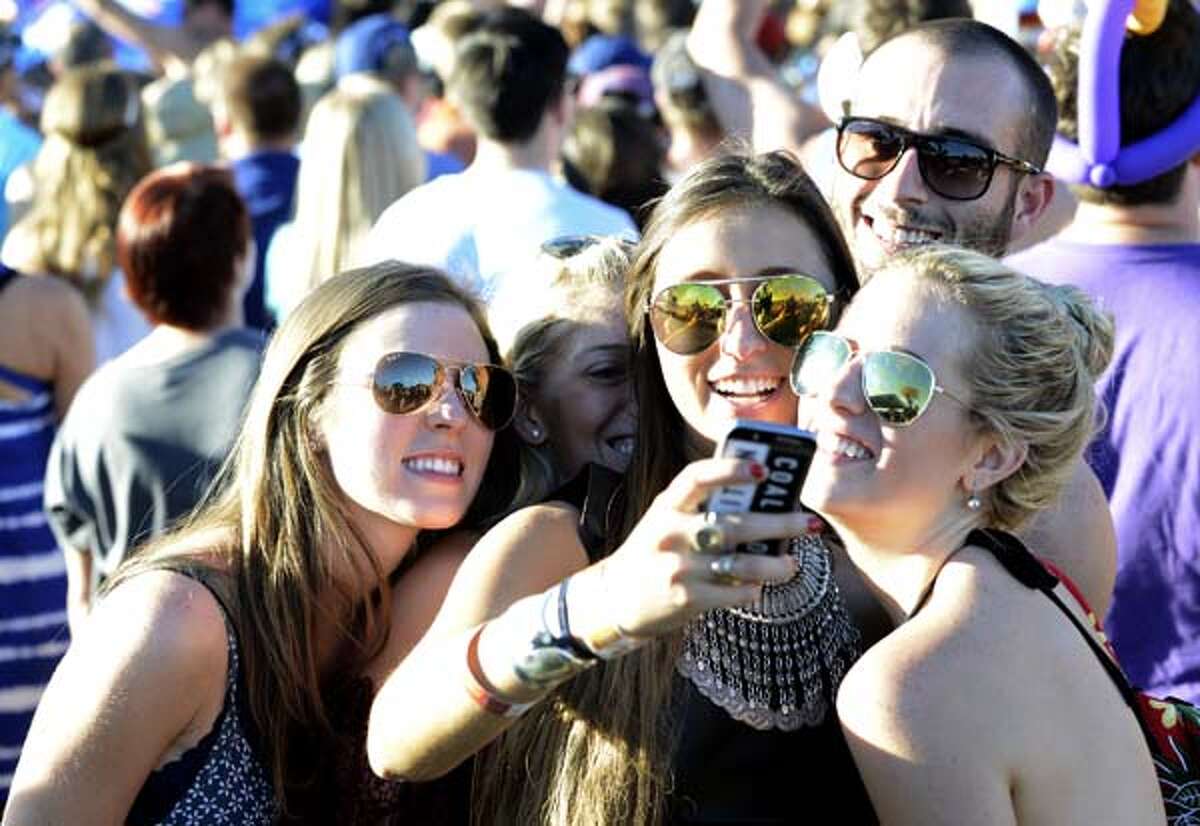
[12,63,151,304]
[881,245,1114,528]
[277,78,425,314]
[487,236,634,506]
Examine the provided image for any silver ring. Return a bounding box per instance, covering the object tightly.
[709,555,741,585]
[692,519,727,553]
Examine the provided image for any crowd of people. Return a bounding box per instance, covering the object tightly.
[0,0,1197,823]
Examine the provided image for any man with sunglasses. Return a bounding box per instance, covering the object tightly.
[689,2,1056,273]
[1008,0,1200,704]
[686,1,1118,615]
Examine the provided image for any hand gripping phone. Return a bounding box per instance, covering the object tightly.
[706,420,817,555]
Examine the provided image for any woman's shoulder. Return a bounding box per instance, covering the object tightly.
[95,567,230,663]
[839,550,1055,728]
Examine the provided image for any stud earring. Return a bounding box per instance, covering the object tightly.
[530,426,542,440]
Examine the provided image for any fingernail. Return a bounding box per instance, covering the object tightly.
[806,516,825,534]
[749,462,766,480]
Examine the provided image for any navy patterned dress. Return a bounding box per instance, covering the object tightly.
[0,268,69,805]
[126,569,277,824]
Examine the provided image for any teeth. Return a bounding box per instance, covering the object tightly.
[834,436,874,460]
[712,377,782,397]
[609,436,634,456]
[403,456,463,476]
[872,220,940,246]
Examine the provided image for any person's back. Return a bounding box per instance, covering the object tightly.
[369,166,635,299]
[366,7,635,300]
[265,78,426,321]
[215,55,302,330]
[44,165,263,628]
[46,328,263,592]
[2,63,155,364]
[1008,0,1200,701]
[0,267,93,806]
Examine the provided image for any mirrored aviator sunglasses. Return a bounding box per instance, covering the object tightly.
[647,274,836,356]
[790,332,968,427]
[371,352,517,431]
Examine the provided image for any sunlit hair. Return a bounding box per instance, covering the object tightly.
[473,150,859,826]
[276,78,426,315]
[108,262,520,813]
[880,245,1113,528]
[488,236,634,507]
[18,63,152,304]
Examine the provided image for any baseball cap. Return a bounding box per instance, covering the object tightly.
[578,63,655,118]
[335,13,418,81]
[567,33,651,77]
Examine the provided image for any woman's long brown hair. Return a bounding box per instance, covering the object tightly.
[109,262,520,814]
[472,151,860,825]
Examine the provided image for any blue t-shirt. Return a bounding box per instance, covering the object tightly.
[1008,239,1200,702]
[231,150,300,331]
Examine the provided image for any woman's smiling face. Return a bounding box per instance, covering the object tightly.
[651,204,841,450]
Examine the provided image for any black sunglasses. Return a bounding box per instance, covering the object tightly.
[647,274,837,355]
[364,352,517,431]
[836,116,1041,201]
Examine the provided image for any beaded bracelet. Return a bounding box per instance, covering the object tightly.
[464,623,536,719]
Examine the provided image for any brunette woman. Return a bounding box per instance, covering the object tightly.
[5,263,520,824]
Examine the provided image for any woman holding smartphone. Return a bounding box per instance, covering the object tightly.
[368,150,878,824]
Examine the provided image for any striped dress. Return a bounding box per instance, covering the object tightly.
[0,355,69,803]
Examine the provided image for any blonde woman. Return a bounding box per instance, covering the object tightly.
[795,246,1164,824]
[265,78,426,322]
[1,63,153,364]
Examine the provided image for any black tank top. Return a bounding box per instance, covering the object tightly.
[554,465,878,825]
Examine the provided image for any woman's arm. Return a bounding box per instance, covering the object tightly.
[4,571,228,825]
[367,458,807,781]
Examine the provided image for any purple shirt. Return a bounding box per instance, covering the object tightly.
[1008,239,1200,701]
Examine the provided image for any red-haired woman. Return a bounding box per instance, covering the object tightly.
[42,162,264,636]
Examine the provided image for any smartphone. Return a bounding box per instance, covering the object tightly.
[707,420,817,555]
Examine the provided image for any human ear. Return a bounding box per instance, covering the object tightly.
[1008,173,1056,248]
[963,434,1027,497]
[512,401,548,446]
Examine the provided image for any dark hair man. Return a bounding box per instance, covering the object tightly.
[214,54,302,330]
[366,7,636,301]
[1009,0,1200,703]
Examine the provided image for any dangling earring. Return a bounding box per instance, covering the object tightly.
[966,486,982,511]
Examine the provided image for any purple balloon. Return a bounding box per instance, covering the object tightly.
[1047,0,1200,187]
